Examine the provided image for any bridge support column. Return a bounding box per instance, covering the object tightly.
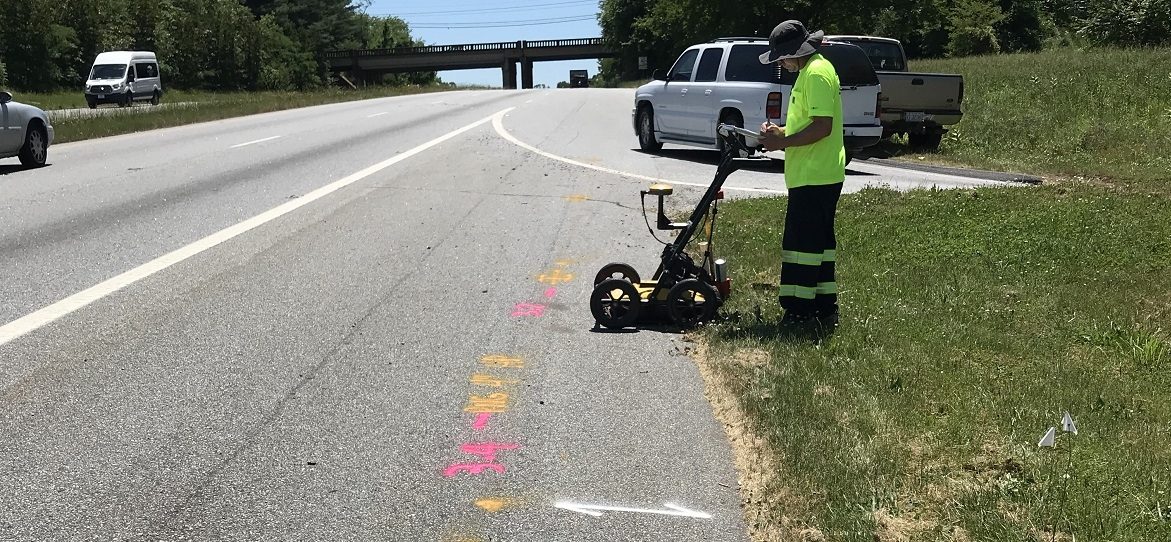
[501,60,517,89]
[521,60,534,89]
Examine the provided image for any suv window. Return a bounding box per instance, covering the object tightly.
[818,42,880,86]
[725,44,795,85]
[694,48,724,82]
[667,49,700,82]
[724,42,879,87]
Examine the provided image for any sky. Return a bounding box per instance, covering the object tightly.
[362,0,602,88]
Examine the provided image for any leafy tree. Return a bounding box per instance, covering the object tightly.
[949,0,1006,56]
[256,13,317,89]
[1080,0,1171,46]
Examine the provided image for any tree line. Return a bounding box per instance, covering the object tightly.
[599,0,1171,81]
[0,0,438,92]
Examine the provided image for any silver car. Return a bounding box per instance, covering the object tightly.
[0,91,54,168]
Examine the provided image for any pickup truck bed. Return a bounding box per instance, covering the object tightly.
[877,71,963,137]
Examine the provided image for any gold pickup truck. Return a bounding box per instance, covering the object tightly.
[825,35,963,150]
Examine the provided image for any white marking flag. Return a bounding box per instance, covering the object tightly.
[1038,427,1057,448]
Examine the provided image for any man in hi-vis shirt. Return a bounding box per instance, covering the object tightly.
[758,20,846,326]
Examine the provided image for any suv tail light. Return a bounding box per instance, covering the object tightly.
[766,92,781,119]
[875,92,883,119]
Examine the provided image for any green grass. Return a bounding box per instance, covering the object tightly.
[903,47,1171,188]
[703,49,1171,538]
[19,86,469,144]
[703,184,1171,541]
[702,183,1171,542]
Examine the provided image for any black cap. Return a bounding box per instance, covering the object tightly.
[759,20,825,64]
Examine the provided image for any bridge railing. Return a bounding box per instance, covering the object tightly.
[323,38,606,59]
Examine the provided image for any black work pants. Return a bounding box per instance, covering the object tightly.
[779,182,843,317]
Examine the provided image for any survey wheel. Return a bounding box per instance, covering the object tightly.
[666,279,720,327]
[593,263,640,286]
[590,278,642,329]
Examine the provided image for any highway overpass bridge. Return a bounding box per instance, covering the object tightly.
[323,38,618,89]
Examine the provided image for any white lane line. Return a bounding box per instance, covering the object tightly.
[0,108,514,349]
[490,111,786,194]
[367,112,389,118]
[555,501,712,519]
[230,135,281,149]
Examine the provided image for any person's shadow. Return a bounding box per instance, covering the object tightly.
[637,148,876,177]
[710,297,838,343]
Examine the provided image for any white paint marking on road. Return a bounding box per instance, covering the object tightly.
[491,111,786,195]
[554,501,712,519]
[367,112,389,118]
[0,108,514,349]
[230,135,281,149]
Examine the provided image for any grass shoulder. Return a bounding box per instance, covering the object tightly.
[701,183,1171,541]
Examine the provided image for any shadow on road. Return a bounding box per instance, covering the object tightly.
[0,163,49,176]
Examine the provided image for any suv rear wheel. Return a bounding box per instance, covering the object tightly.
[637,106,662,152]
[716,111,745,154]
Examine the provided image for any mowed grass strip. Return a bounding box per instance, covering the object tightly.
[702,184,1171,541]
[899,47,1171,189]
[20,85,474,143]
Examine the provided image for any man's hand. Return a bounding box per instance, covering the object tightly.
[759,122,786,151]
[761,117,833,152]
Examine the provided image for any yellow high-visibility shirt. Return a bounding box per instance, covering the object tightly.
[784,53,845,188]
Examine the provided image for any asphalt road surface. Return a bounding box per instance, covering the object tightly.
[0,89,1004,541]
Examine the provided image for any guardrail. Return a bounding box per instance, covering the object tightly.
[323,38,606,60]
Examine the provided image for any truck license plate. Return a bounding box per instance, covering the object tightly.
[904,112,927,122]
[97,94,105,99]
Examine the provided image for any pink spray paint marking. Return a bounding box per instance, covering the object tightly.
[443,462,506,478]
[511,302,546,318]
[544,287,557,299]
[472,412,493,431]
[460,442,521,463]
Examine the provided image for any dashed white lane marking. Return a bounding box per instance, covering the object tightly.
[230,135,281,148]
[0,108,514,348]
[367,112,389,118]
[490,111,786,194]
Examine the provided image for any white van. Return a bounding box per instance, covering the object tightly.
[84,51,163,109]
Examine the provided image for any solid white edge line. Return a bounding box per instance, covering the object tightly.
[0,108,514,348]
[230,135,282,149]
[490,111,786,195]
[367,112,389,118]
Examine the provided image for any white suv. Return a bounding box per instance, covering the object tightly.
[633,37,883,160]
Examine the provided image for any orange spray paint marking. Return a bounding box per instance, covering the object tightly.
[460,442,520,463]
[554,259,575,268]
[563,194,590,203]
[472,412,492,431]
[443,462,505,478]
[511,302,546,318]
[464,393,509,413]
[480,355,524,368]
[536,269,574,286]
[470,374,516,387]
[474,497,513,513]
